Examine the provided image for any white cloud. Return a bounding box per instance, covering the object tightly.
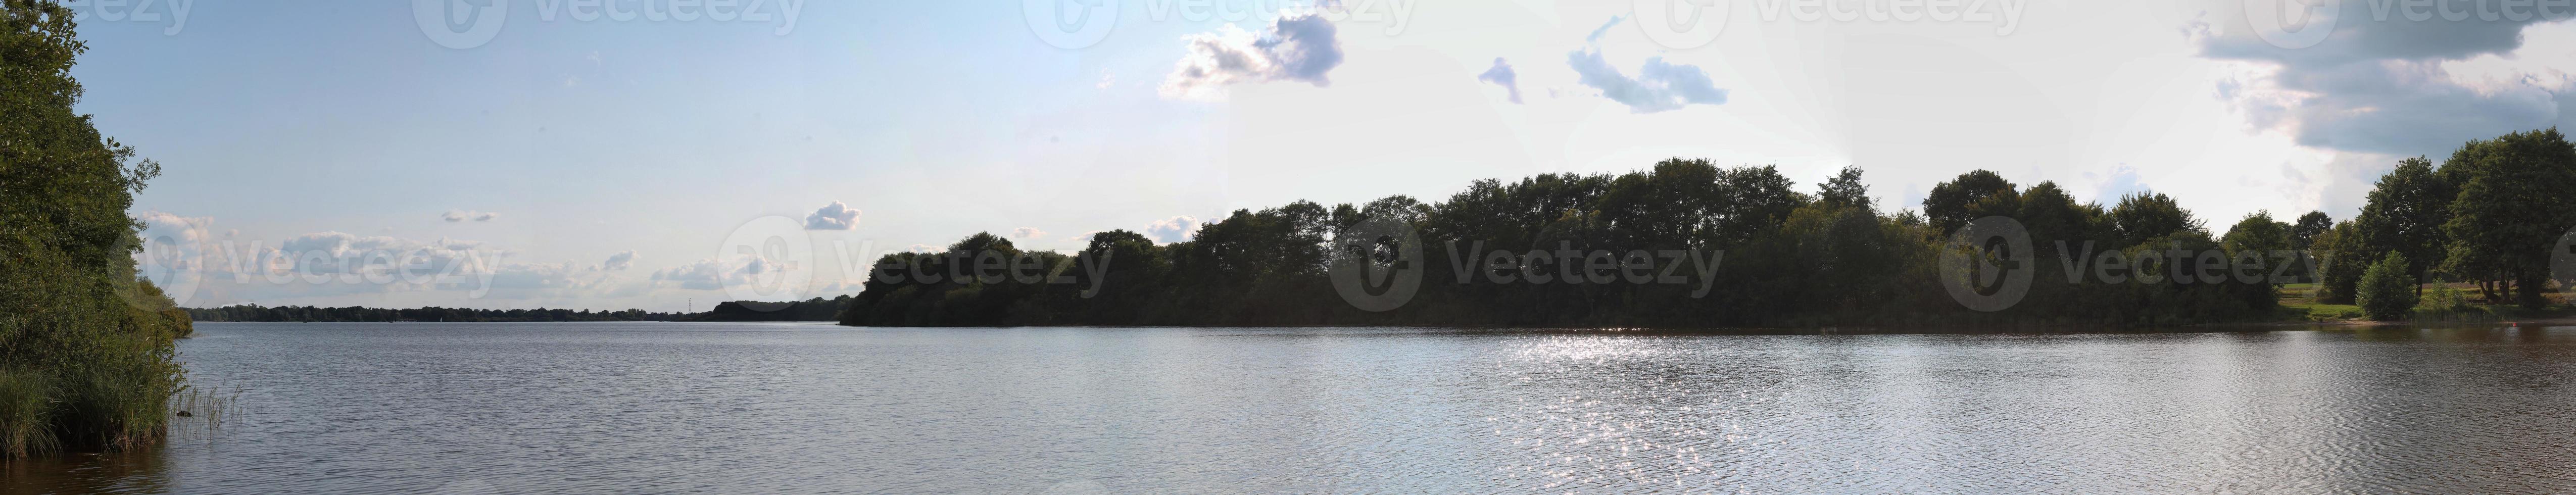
[1568,48,1727,114]
[443,210,500,222]
[1478,58,1521,104]
[1144,216,1202,243]
[602,251,637,271]
[650,254,793,291]
[804,201,862,230]
[1011,227,1047,239]
[1159,12,1345,100]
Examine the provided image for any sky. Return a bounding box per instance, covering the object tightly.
[65,0,2576,312]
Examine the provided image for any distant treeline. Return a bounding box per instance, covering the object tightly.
[840,129,2576,328]
[185,305,688,323]
[184,295,859,323]
[695,296,853,322]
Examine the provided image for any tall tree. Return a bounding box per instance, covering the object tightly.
[2108,191,2204,247]
[2351,157,2453,294]
[2440,129,2576,307]
[1,0,189,456]
[1818,166,1871,211]
[2289,211,2332,251]
[1922,170,2016,234]
[2221,211,2292,255]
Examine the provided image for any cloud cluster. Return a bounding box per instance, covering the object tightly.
[650,255,791,291]
[602,251,637,271]
[1478,58,1522,104]
[1144,216,1203,243]
[1568,48,1729,114]
[122,210,676,308]
[443,210,500,222]
[805,201,861,230]
[1160,12,1345,100]
[2194,2,2576,156]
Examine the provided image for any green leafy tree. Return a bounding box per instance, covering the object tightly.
[1818,166,1871,211]
[2109,192,2204,247]
[2289,211,2332,251]
[2352,157,2454,295]
[2317,221,2367,304]
[2439,129,2576,308]
[1922,170,2016,235]
[1,0,188,457]
[2220,211,2291,255]
[2356,252,2420,320]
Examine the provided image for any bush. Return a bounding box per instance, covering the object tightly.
[0,369,58,458]
[1,0,189,458]
[2357,252,2420,321]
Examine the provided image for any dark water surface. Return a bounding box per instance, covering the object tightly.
[9,322,2576,493]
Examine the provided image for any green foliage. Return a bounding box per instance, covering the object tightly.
[187,305,692,322]
[2357,252,2420,321]
[2439,129,2576,308]
[2317,221,2367,304]
[1921,169,2015,235]
[2420,278,2470,314]
[0,0,187,457]
[0,368,57,458]
[2220,211,2292,256]
[1817,166,1871,211]
[2289,211,2333,251]
[844,165,2281,328]
[2109,192,2205,247]
[2354,157,2455,287]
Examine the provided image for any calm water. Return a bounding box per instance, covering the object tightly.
[9,323,2576,493]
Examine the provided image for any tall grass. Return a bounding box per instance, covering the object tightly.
[53,363,172,452]
[168,381,239,442]
[0,369,60,458]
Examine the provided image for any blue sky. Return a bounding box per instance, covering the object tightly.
[72,1,2576,311]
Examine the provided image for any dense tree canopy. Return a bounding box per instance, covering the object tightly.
[2,0,190,456]
[2352,157,2454,291]
[842,162,2280,329]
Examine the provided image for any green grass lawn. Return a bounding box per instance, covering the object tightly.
[2273,283,2575,323]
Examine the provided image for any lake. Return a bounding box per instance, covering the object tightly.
[9,322,2576,493]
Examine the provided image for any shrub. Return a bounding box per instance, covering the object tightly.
[0,369,59,458]
[2357,252,2419,321]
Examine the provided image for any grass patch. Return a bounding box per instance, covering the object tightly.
[0,369,59,458]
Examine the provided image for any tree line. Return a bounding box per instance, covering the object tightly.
[183,295,859,323]
[184,305,691,323]
[2,0,193,458]
[840,129,2576,327]
[2310,128,2576,310]
[844,161,2316,328]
